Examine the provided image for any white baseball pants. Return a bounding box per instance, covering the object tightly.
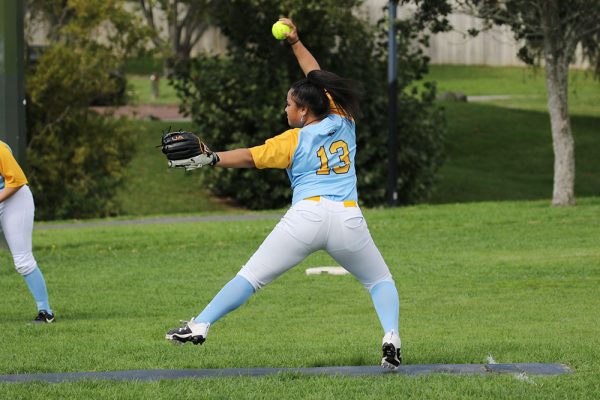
[0,185,38,276]
[238,197,394,291]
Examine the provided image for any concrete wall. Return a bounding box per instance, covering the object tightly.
[28,1,589,68]
[366,0,588,68]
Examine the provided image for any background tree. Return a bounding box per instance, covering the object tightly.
[408,0,600,206]
[170,0,446,209]
[24,0,150,219]
[132,0,216,68]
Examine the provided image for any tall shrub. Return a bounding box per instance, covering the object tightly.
[25,0,149,219]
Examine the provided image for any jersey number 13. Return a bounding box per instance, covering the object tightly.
[316,140,350,175]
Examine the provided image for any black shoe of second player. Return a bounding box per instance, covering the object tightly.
[33,310,55,324]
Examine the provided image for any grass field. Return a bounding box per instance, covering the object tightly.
[114,120,231,216]
[424,65,600,117]
[126,75,179,106]
[1,199,599,398]
[422,66,600,203]
[428,102,600,204]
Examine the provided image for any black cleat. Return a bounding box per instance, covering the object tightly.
[33,310,55,324]
[165,319,210,345]
[381,330,402,369]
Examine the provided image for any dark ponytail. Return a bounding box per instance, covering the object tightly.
[290,70,362,120]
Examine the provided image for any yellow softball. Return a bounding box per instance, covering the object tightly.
[272,21,291,40]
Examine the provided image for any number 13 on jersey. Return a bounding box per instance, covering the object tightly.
[316,140,350,175]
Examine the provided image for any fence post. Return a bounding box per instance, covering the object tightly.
[0,0,27,166]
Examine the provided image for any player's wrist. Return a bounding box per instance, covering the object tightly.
[288,38,300,46]
[209,152,220,166]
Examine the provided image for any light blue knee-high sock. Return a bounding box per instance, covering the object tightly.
[194,275,255,325]
[23,267,52,313]
[370,281,399,333]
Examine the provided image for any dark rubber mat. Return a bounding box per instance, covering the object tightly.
[0,363,572,383]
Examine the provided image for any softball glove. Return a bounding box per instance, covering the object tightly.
[160,130,220,170]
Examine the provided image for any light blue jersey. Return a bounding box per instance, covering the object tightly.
[288,114,357,205]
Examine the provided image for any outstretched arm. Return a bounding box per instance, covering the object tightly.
[215,149,255,168]
[279,18,320,75]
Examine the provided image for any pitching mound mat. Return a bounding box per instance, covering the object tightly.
[0,363,571,383]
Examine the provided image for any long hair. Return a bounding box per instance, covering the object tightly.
[290,70,362,120]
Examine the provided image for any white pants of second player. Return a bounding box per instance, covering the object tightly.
[238,197,395,291]
[0,185,38,276]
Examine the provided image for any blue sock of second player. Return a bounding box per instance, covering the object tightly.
[23,267,52,313]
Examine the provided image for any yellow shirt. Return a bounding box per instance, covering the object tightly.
[0,141,28,188]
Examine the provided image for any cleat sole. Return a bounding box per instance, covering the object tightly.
[381,343,402,369]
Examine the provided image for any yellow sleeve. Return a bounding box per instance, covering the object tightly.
[249,129,300,169]
[0,142,28,187]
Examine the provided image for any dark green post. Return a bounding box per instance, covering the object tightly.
[387,0,398,206]
[0,0,27,165]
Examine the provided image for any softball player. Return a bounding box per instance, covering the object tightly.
[0,140,54,323]
[167,18,401,369]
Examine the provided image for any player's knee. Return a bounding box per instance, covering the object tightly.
[237,268,264,291]
[13,252,37,276]
[364,273,395,292]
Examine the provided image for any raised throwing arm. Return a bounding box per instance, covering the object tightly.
[279,18,320,75]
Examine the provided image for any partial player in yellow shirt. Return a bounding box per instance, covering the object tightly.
[0,140,55,323]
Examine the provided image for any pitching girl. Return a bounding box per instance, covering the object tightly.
[166,18,401,369]
[0,140,54,323]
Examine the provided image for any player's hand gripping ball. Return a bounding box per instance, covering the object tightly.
[160,130,219,171]
[271,21,291,40]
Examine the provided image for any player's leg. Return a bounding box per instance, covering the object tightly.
[236,199,328,289]
[325,206,401,368]
[166,200,328,344]
[372,281,402,369]
[165,275,254,344]
[1,185,54,323]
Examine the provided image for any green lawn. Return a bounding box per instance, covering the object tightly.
[126,75,179,105]
[428,102,600,204]
[1,199,599,398]
[114,120,231,215]
[424,65,600,117]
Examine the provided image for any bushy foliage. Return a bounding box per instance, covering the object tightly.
[171,0,446,209]
[26,45,134,220]
[24,0,149,219]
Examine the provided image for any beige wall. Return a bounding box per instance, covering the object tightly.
[366,0,588,68]
[29,1,588,68]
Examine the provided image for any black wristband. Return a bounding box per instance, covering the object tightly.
[210,152,220,166]
[288,39,299,46]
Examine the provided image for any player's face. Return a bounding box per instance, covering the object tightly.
[285,89,305,128]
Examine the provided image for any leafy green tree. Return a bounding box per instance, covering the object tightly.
[25,0,149,219]
[408,0,600,206]
[171,0,446,209]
